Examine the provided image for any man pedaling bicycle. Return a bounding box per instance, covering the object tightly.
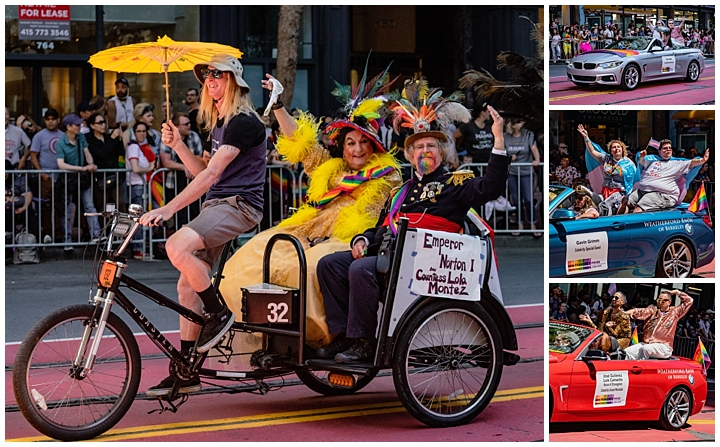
[139,54,267,396]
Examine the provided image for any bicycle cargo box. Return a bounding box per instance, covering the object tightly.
[241,283,299,325]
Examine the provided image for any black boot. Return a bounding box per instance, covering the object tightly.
[335,338,376,364]
[316,333,353,359]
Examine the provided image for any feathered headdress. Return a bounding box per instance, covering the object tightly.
[325,53,400,153]
[390,78,470,147]
[459,16,544,137]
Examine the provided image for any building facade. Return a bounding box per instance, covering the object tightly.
[6,5,542,127]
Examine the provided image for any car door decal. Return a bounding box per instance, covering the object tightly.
[565,231,609,275]
[662,55,676,73]
[594,370,629,408]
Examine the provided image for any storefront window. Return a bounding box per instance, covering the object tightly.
[243,6,312,59]
[42,66,84,117]
[6,66,33,117]
[102,6,178,48]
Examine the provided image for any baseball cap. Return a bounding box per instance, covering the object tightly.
[193,54,250,93]
[77,101,95,113]
[61,113,84,127]
[115,78,129,86]
[43,108,59,119]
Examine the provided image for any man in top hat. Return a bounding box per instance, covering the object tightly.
[315,89,511,363]
[107,77,135,131]
[140,54,267,396]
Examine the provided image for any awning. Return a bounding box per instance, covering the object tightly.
[671,110,715,121]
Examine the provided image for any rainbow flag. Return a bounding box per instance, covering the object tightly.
[693,337,712,372]
[688,183,708,213]
[630,327,639,346]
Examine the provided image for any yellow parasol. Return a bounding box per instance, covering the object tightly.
[88,35,243,123]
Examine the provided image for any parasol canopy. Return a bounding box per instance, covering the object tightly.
[88,35,243,122]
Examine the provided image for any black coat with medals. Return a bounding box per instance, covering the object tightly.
[356,152,511,248]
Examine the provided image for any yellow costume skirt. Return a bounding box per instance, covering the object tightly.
[219,225,348,348]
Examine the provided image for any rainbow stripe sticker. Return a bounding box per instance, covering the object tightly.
[582,49,640,58]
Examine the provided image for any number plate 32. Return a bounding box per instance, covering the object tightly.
[241,285,297,325]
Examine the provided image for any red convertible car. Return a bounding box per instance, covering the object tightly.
[549,322,707,430]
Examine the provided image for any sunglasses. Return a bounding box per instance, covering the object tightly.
[201,69,225,80]
[93,120,106,125]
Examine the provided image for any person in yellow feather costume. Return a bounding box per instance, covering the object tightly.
[219,72,402,348]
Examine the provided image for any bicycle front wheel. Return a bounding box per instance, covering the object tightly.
[13,304,141,441]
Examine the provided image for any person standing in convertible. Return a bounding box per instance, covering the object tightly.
[140,54,267,396]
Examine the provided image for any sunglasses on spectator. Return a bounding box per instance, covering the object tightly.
[93,120,106,125]
[201,69,225,80]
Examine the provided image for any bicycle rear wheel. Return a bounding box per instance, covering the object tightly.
[13,304,141,441]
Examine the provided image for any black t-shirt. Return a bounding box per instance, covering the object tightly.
[204,112,267,211]
[188,108,200,134]
[86,132,125,169]
[458,120,494,163]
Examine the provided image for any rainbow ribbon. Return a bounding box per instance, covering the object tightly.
[387,180,413,235]
[313,165,395,208]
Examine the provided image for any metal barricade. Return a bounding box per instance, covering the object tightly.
[459,162,544,234]
[672,334,714,379]
[5,168,131,250]
[6,161,544,252]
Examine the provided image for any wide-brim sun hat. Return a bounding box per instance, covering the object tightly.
[325,119,386,154]
[193,53,250,93]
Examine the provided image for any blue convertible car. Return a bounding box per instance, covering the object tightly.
[549,185,714,278]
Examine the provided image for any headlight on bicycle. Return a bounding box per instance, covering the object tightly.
[112,218,135,238]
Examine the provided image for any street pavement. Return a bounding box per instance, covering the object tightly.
[548,59,715,105]
[549,405,715,441]
[5,291,544,441]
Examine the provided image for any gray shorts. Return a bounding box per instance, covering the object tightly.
[186,195,262,267]
[627,189,676,211]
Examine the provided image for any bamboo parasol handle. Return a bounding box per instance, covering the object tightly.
[163,64,170,125]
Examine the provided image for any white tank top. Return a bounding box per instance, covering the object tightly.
[109,95,133,127]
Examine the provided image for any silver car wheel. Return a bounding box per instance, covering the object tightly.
[663,388,691,429]
[687,61,700,81]
[622,65,640,89]
[660,239,693,278]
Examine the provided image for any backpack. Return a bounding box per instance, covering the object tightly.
[13,231,40,264]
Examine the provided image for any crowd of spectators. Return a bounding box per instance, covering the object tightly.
[550,16,714,62]
[7,75,547,261]
[549,285,715,344]
[6,78,300,258]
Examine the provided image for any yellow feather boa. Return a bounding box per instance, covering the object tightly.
[278,151,400,242]
[275,111,320,164]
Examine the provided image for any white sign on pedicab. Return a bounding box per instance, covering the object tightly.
[410,229,484,300]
